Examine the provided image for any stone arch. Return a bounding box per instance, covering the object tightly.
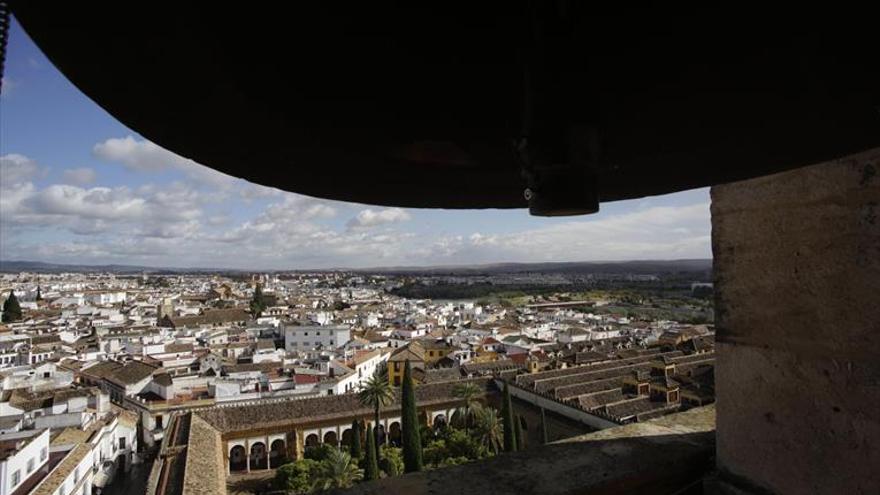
[433,414,447,430]
[250,442,267,470]
[388,421,402,446]
[305,433,320,448]
[340,428,353,448]
[323,430,338,446]
[229,445,246,472]
[269,439,286,468]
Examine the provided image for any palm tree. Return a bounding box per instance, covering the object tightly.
[358,369,395,453]
[473,406,503,455]
[312,448,364,491]
[452,381,482,433]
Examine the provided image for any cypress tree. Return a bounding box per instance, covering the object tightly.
[350,420,362,458]
[2,291,22,323]
[540,407,549,444]
[501,381,517,452]
[514,414,524,451]
[401,360,423,472]
[250,283,266,317]
[35,286,43,301]
[364,424,379,481]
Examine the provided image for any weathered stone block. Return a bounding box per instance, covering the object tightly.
[712,148,880,494]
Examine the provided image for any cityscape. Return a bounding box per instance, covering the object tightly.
[0,263,715,494]
[2,4,876,495]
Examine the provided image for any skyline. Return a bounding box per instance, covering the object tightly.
[1,17,711,270]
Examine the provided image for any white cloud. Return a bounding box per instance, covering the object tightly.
[347,207,411,229]
[1,154,41,186]
[0,77,17,97]
[93,136,180,172]
[25,185,147,220]
[62,167,97,185]
[456,203,712,262]
[93,135,237,188]
[2,148,711,269]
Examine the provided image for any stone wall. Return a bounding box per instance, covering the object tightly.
[341,405,715,495]
[712,148,880,494]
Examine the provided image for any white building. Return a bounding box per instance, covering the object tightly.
[284,324,350,352]
[0,429,50,495]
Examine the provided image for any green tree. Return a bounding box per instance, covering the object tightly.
[249,283,266,317]
[363,424,379,481]
[514,414,525,451]
[423,438,448,466]
[304,444,335,462]
[540,407,549,444]
[443,429,485,460]
[501,381,517,452]
[274,459,319,494]
[358,370,394,458]
[2,291,22,323]
[400,360,423,472]
[379,445,404,477]
[312,448,363,491]
[350,420,362,459]
[452,382,481,434]
[473,406,503,455]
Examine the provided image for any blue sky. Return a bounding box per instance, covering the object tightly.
[0,17,711,270]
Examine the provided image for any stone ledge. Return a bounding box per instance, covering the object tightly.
[337,405,715,495]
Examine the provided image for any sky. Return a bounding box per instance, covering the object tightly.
[0,17,711,270]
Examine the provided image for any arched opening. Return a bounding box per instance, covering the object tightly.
[340,428,353,448]
[249,442,267,470]
[323,430,338,447]
[269,439,286,468]
[229,445,246,472]
[305,433,320,448]
[388,422,402,446]
[418,410,429,427]
[433,414,447,431]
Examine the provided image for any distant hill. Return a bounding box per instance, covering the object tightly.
[357,259,712,276]
[0,260,227,274]
[0,258,711,275]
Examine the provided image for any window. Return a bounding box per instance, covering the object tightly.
[119,437,126,450]
[11,470,20,486]
[27,458,35,473]
[74,467,80,484]
[41,447,48,461]
[316,331,321,336]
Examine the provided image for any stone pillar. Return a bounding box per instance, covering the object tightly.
[294,430,305,461]
[245,439,251,473]
[711,149,880,494]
